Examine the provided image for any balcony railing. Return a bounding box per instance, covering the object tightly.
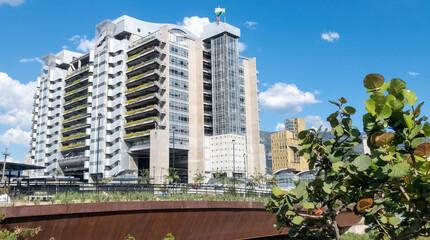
[126,59,156,73]
[124,81,155,95]
[61,133,88,142]
[125,70,155,85]
[63,93,91,107]
[61,123,89,133]
[125,105,156,117]
[64,84,91,97]
[125,93,156,106]
[123,129,154,140]
[65,74,92,88]
[126,46,156,61]
[128,31,159,50]
[124,116,157,128]
[63,103,89,115]
[62,113,90,124]
[60,142,86,151]
[65,64,91,80]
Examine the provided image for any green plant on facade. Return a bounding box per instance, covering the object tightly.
[61,133,87,142]
[125,81,155,94]
[266,74,430,240]
[123,116,157,128]
[63,103,88,115]
[60,142,85,151]
[123,129,153,139]
[61,123,88,133]
[65,73,92,88]
[126,70,155,84]
[63,93,91,106]
[65,65,90,79]
[129,35,155,49]
[64,84,90,97]
[125,93,156,105]
[126,59,156,72]
[125,105,156,116]
[62,113,88,124]
[126,46,156,61]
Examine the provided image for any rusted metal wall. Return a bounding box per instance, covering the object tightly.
[0,201,361,240]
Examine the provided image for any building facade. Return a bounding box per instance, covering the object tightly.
[271,118,307,173]
[29,15,265,183]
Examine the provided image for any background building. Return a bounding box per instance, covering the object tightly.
[29,14,265,183]
[271,118,307,173]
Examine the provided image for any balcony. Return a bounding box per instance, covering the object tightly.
[124,116,157,131]
[125,93,164,108]
[128,31,165,53]
[123,129,154,141]
[126,46,165,65]
[124,81,165,98]
[61,133,88,143]
[125,104,163,119]
[65,74,92,91]
[64,84,91,99]
[125,69,165,87]
[58,155,89,173]
[63,93,91,108]
[65,64,91,81]
[60,142,87,152]
[61,123,90,134]
[63,103,89,116]
[126,59,164,76]
[62,113,90,125]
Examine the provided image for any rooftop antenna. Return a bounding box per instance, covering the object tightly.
[1,148,10,185]
[215,6,226,24]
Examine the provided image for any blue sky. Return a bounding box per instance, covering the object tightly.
[0,0,429,162]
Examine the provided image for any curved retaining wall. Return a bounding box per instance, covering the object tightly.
[0,201,360,240]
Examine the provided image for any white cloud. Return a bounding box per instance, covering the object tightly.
[0,0,24,6]
[19,57,43,64]
[238,42,247,52]
[258,83,320,114]
[275,123,285,132]
[321,31,340,42]
[305,115,331,131]
[179,16,210,38]
[68,35,95,52]
[62,45,69,50]
[408,72,420,76]
[0,127,30,146]
[244,21,257,28]
[0,72,36,129]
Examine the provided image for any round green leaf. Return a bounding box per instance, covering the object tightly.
[302,202,314,210]
[365,99,376,116]
[388,162,410,178]
[343,106,356,115]
[292,215,304,225]
[364,73,385,89]
[389,217,402,226]
[388,78,406,95]
[377,105,392,120]
[388,99,404,112]
[288,226,300,237]
[286,210,296,216]
[402,89,418,106]
[272,187,283,197]
[353,155,371,172]
[380,216,388,224]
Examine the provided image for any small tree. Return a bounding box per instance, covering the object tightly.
[139,169,151,184]
[213,171,227,186]
[265,74,430,239]
[193,171,205,186]
[265,174,278,188]
[163,169,179,184]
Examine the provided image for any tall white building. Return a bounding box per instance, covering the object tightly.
[29,15,265,183]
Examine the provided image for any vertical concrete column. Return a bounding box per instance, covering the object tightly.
[150,129,169,184]
[187,38,205,183]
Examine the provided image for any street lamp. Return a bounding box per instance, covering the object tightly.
[172,126,176,183]
[96,113,103,186]
[243,153,247,196]
[232,139,236,193]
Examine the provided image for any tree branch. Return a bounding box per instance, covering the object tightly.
[373,215,391,239]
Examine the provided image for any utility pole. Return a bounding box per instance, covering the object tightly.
[1,148,10,186]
